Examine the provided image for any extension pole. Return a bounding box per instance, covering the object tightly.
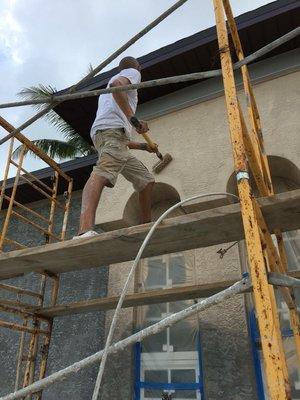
[0,27,298,109]
[0,278,250,400]
[0,0,190,146]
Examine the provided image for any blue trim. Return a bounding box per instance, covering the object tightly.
[197,331,205,399]
[134,342,141,400]
[134,330,204,398]
[140,381,201,390]
[282,328,294,338]
[249,310,265,400]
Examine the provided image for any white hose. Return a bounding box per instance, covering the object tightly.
[91,191,239,399]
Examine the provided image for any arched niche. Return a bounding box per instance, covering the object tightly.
[226,156,300,196]
[123,182,181,226]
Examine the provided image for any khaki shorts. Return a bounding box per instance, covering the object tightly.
[92,128,155,192]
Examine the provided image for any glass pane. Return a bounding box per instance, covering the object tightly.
[144,389,165,399]
[145,259,167,288]
[171,369,197,399]
[169,255,186,284]
[145,369,168,382]
[293,288,300,305]
[144,370,168,398]
[291,369,300,399]
[173,389,197,399]
[259,336,300,399]
[275,290,292,331]
[169,319,197,351]
[142,330,167,352]
[283,230,300,270]
[169,300,193,313]
[145,303,168,320]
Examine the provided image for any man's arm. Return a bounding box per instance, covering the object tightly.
[127,141,158,153]
[110,77,148,134]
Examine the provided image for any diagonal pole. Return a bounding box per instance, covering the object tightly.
[0,0,190,146]
[0,278,250,400]
[0,26,298,109]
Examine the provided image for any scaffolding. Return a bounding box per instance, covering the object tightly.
[0,116,73,397]
[0,0,299,399]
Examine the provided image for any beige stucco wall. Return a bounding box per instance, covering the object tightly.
[95,70,300,227]
[99,69,300,399]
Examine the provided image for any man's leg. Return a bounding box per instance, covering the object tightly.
[121,154,155,224]
[138,181,155,224]
[78,174,109,234]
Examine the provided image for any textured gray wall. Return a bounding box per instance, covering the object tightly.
[0,192,108,399]
[200,296,257,400]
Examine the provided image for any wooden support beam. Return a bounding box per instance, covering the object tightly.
[36,270,300,318]
[240,109,269,196]
[0,283,42,298]
[36,280,238,317]
[0,189,299,280]
[0,320,49,336]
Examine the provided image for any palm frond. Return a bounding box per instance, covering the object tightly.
[11,144,30,160]
[86,63,94,75]
[18,84,57,100]
[18,85,57,112]
[67,135,97,155]
[13,139,84,160]
[17,84,95,161]
[19,84,79,140]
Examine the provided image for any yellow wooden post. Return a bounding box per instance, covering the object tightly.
[0,147,26,250]
[213,0,290,397]
[222,0,273,193]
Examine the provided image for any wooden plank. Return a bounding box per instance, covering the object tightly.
[35,270,300,318]
[36,280,237,317]
[0,189,299,280]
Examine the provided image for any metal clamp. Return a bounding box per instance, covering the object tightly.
[236,171,249,182]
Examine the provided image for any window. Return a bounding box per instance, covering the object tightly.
[135,253,203,400]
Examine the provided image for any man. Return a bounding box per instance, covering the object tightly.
[74,56,156,239]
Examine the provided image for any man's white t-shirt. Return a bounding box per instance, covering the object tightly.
[90,68,141,141]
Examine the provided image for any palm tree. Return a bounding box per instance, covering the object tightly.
[12,85,96,160]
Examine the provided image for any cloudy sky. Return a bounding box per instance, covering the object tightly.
[0,0,273,177]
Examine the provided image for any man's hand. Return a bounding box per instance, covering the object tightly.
[145,143,158,153]
[136,120,149,134]
[129,116,149,134]
[127,141,158,153]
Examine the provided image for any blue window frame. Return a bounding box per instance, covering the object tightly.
[249,308,300,400]
[134,333,205,400]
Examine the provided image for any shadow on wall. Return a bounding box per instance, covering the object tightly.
[123,182,182,226]
[226,155,300,196]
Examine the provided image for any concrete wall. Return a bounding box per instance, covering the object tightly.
[0,192,109,399]
[94,50,300,399]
